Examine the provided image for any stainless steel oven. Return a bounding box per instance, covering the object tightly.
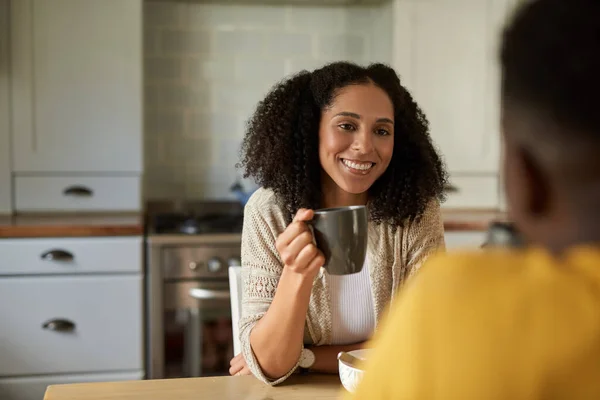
[145,201,243,380]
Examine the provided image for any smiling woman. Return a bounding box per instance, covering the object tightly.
[231,61,448,385]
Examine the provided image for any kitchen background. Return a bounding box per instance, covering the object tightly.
[143,1,393,199]
[0,0,523,399]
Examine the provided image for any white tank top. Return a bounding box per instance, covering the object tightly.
[328,260,375,345]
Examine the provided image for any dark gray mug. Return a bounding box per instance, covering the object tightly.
[309,205,368,275]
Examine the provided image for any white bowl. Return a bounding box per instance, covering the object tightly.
[338,349,370,393]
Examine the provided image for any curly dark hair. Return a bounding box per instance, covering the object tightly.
[238,61,448,228]
[501,0,600,139]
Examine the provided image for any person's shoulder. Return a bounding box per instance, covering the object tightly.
[244,187,289,228]
[416,248,529,285]
[405,198,443,232]
[403,248,567,314]
[245,187,279,209]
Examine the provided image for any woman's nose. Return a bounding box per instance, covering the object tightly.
[351,129,374,154]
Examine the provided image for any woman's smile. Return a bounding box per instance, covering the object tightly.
[340,158,376,175]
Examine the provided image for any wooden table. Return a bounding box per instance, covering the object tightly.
[44,374,343,400]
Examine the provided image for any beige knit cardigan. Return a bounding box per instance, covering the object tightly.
[239,188,446,385]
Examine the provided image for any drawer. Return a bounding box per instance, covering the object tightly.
[0,275,143,376]
[443,175,499,209]
[444,231,488,250]
[14,176,141,212]
[0,237,142,275]
[0,371,143,400]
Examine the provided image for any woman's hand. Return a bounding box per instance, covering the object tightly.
[275,208,325,279]
[229,353,251,376]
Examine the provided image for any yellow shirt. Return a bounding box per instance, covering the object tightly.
[346,247,600,400]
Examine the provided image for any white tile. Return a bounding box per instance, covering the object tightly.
[144,2,183,28]
[145,111,185,137]
[316,34,366,60]
[144,166,188,199]
[186,166,238,200]
[216,138,243,169]
[144,29,160,57]
[236,57,286,82]
[144,85,162,110]
[186,57,236,84]
[187,88,213,110]
[157,85,191,109]
[165,137,213,166]
[344,7,376,33]
[187,113,241,140]
[287,7,346,33]
[160,30,211,55]
[145,58,183,81]
[265,33,313,56]
[187,4,286,30]
[213,84,267,118]
[286,57,327,74]
[144,135,162,167]
[215,31,265,55]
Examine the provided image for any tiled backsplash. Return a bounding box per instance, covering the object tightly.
[144,1,392,200]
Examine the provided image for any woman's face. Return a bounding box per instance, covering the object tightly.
[319,83,395,197]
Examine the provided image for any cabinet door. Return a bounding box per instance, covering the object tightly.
[0,0,10,214]
[0,275,143,376]
[393,0,511,174]
[444,231,488,250]
[10,0,142,173]
[0,371,143,400]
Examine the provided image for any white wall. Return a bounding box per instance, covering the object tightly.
[143,1,393,200]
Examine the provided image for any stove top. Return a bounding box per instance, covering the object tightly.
[152,213,243,235]
[146,200,244,236]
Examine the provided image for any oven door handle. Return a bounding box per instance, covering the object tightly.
[189,288,231,300]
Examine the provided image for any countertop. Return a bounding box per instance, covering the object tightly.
[44,374,341,400]
[0,213,143,238]
[442,208,508,232]
[0,208,506,239]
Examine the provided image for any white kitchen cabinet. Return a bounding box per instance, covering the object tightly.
[445,231,488,250]
[0,0,11,214]
[0,371,144,400]
[14,176,141,212]
[392,0,512,175]
[10,0,142,173]
[0,275,143,376]
[444,175,499,209]
[0,237,142,276]
[0,235,144,394]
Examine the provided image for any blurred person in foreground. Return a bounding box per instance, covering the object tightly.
[347,0,600,398]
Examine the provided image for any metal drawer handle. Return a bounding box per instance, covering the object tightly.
[42,318,76,332]
[41,249,74,262]
[63,185,93,197]
[189,288,230,300]
[444,184,459,193]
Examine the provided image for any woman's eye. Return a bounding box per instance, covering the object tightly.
[339,124,355,131]
[376,128,390,136]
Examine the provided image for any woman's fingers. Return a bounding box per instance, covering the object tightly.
[306,251,326,272]
[275,208,315,261]
[293,208,314,223]
[280,231,314,266]
[229,353,250,375]
[294,243,320,270]
[275,220,307,251]
[229,353,244,366]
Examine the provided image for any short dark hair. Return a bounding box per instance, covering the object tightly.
[238,61,448,228]
[501,0,600,139]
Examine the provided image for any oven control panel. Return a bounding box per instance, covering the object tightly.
[162,245,241,280]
